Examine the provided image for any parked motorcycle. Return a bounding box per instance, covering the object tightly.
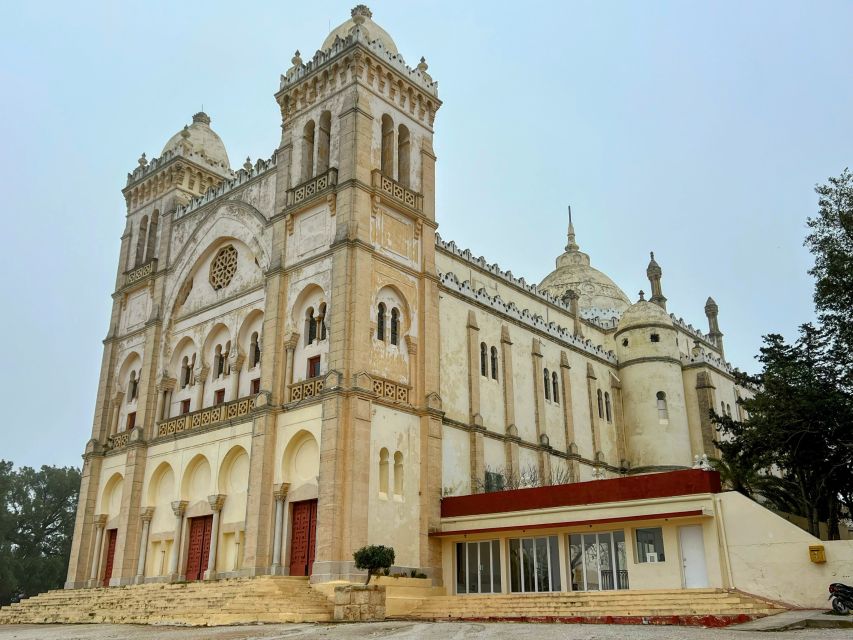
[828,582,853,615]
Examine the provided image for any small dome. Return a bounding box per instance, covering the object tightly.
[321,5,398,55]
[617,299,674,333]
[161,112,231,175]
[538,218,631,315]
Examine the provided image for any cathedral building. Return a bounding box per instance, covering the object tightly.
[63,6,845,608]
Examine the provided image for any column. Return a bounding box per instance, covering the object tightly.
[135,508,154,584]
[229,354,244,401]
[193,365,208,411]
[282,335,297,402]
[559,351,575,450]
[530,338,548,479]
[270,483,290,574]
[500,325,516,433]
[154,387,165,424]
[465,311,481,425]
[87,514,108,587]
[168,500,187,580]
[586,363,602,456]
[109,393,124,436]
[205,495,225,580]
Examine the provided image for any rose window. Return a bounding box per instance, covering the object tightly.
[209,244,238,290]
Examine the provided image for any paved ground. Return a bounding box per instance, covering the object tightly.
[1,622,852,640]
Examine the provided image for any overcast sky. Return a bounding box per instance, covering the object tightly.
[1,1,851,469]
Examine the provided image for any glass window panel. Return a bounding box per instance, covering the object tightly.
[548,536,561,592]
[568,534,583,591]
[635,528,666,563]
[522,538,535,592]
[492,540,502,593]
[598,536,613,590]
[535,537,549,592]
[467,542,478,593]
[613,531,629,589]
[583,534,600,591]
[456,543,466,594]
[509,539,521,593]
[479,541,491,593]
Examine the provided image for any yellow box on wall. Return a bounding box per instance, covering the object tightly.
[808,545,826,563]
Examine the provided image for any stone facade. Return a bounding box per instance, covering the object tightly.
[65,5,751,593]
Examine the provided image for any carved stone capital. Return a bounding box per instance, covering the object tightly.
[157,376,177,392]
[140,507,155,523]
[94,514,108,528]
[208,494,226,512]
[284,333,299,351]
[273,482,291,502]
[171,500,188,517]
[405,334,417,355]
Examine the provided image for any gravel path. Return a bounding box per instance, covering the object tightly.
[0,622,850,640]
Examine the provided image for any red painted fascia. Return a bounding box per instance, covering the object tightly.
[441,469,721,518]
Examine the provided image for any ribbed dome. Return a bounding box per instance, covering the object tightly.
[617,299,674,332]
[161,112,231,175]
[538,219,631,315]
[322,5,398,55]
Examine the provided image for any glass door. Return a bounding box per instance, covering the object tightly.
[568,530,629,591]
[508,535,561,593]
[455,540,501,594]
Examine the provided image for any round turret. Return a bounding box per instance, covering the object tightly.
[161,112,232,176]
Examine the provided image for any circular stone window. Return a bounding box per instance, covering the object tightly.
[209,244,238,290]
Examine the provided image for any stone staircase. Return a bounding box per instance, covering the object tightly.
[404,588,788,626]
[0,576,334,626]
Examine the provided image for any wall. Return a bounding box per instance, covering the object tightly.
[718,491,853,607]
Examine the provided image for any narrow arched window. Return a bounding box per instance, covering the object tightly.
[657,391,669,421]
[250,332,260,368]
[306,307,316,345]
[301,119,315,181]
[544,368,551,400]
[128,371,138,402]
[397,124,410,187]
[721,401,726,416]
[379,448,389,495]
[316,111,331,174]
[181,356,190,388]
[214,345,224,378]
[597,389,604,418]
[318,303,327,341]
[605,392,612,422]
[381,115,394,176]
[377,303,386,341]
[490,346,498,380]
[393,451,403,496]
[552,371,559,404]
[135,215,148,266]
[726,403,732,417]
[480,342,488,377]
[144,210,159,262]
[390,307,399,345]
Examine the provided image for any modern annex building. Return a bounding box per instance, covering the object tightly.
[63,5,850,610]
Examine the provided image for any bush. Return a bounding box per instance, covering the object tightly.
[353,545,395,584]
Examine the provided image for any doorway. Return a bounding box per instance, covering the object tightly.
[569,530,629,591]
[289,499,318,576]
[185,515,213,581]
[678,525,709,588]
[102,529,117,587]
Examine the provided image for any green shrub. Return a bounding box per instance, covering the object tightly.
[353,545,395,584]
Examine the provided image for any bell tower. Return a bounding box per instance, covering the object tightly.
[271,5,443,582]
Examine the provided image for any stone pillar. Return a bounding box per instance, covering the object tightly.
[87,514,108,587]
[695,371,719,457]
[406,336,418,394]
[585,363,602,457]
[135,507,154,583]
[168,500,187,580]
[559,352,575,454]
[500,325,516,437]
[270,483,290,574]
[465,311,481,426]
[609,372,628,467]
[229,354,245,401]
[205,494,225,580]
[154,387,165,424]
[109,392,124,436]
[282,335,297,402]
[530,338,547,478]
[155,378,175,422]
[565,290,583,338]
[193,365,208,411]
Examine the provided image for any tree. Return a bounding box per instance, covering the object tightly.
[0,463,80,604]
[353,545,395,585]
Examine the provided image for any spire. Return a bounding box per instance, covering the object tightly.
[705,296,724,356]
[566,205,579,252]
[646,251,667,310]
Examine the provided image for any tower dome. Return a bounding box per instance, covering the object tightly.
[161,112,232,176]
[538,213,631,315]
[321,5,398,55]
[616,296,674,334]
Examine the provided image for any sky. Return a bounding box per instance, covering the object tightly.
[1,1,851,469]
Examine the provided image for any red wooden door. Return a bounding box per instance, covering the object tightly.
[102,529,117,587]
[289,500,318,576]
[185,515,213,581]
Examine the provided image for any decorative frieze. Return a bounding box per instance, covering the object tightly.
[156,395,256,438]
[286,168,338,208]
[371,375,410,404]
[289,376,325,402]
[125,259,156,287]
[371,169,422,212]
[107,431,130,450]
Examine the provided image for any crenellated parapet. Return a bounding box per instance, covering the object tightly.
[680,350,734,375]
[174,155,277,220]
[439,270,618,364]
